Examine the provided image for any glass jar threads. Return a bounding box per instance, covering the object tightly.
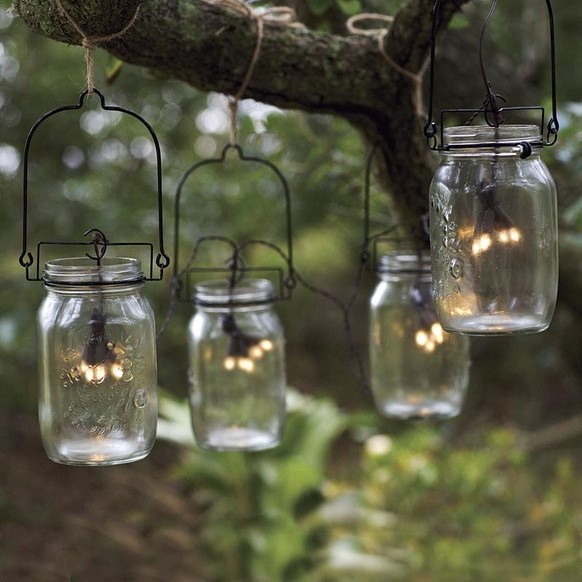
[369,251,470,420]
[37,257,158,465]
[429,125,558,335]
[188,279,286,451]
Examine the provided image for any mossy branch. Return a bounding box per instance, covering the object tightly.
[15,0,469,233]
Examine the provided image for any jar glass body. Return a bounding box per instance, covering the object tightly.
[37,258,158,466]
[369,252,470,419]
[188,279,286,451]
[429,126,558,335]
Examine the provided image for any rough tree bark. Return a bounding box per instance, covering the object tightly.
[14,0,470,240]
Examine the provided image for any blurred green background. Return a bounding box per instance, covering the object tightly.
[0,1,580,580]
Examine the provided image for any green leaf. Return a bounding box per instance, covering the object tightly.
[336,0,362,16]
[105,57,124,85]
[449,13,470,30]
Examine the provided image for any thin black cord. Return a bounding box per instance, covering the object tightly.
[156,236,236,340]
[157,236,371,396]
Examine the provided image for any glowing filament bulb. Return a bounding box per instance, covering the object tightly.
[415,322,446,353]
[76,309,127,385]
[238,358,255,372]
[415,330,429,347]
[496,227,522,245]
[221,313,273,373]
[224,356,256,373]
[497,230,510,243]
[472,233,492,255]
[509,227,521,242]
[249,345,264,360]
[111,363,124,380]
[431,322,445,345]
[77,359,122,384]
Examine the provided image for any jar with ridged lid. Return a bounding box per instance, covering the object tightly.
[38,257,158,465]
[369,251,470,419]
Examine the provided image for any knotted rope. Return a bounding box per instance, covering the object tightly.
[205,0,302,144]
[347,13,427,116]
[54,0,140,93]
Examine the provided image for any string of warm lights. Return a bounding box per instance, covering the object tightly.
[20,0,560,464]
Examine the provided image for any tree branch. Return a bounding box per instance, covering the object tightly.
[522,414,582,453]
[14,0,470,234]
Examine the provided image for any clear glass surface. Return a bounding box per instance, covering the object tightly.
[369,252,470,420]
[188,279,286,451]
[37,258,158,465]
[429,126,558,334]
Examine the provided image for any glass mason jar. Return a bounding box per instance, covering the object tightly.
[188,279,286,451]
[37,257,158,466]
[369,251,470,420]
[429,125,558,335]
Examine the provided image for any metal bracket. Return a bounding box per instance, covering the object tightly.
[20,88,170,281]
[172,143,296,303]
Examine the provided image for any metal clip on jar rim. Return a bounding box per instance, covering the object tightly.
[43,257,145,287]
[194,278,277,307]
[444,124,543,156]
[376,250,431,275]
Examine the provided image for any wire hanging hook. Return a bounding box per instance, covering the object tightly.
[172,143,295,303]
[424,0,559,150]
[479,0,503,127]
[20,88,169,282]
[84,228,108,265]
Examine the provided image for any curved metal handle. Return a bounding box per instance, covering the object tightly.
[172,143,295,299]
[20,88,170,280]
[424,0,559,149]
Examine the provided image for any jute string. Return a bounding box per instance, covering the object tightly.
[347,13,427,116]
[53,0,140,93]
[204,0,301,145]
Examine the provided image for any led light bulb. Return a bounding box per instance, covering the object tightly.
[76,308,125,384]
[415,330,429,347]
[237,357,255,372]
[431,322,444,344]
[471,233,492,255]
[259,339,273,351]
[221,313,275,373]
[248,345,264,359]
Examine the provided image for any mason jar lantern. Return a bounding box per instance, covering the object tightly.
[188,279,286,451]
[20,89,170,464]
[423,0,560,335]
[37,257,158,465]
[429,126,558,334]
[369,251,470,419]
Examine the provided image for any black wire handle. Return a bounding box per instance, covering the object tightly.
[423,0,559,150]
[172,143,296,303]
[361,143,422,270]
[19,88,170,281]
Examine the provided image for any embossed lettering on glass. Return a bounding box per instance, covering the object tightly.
[369,251,470,419]
[37,258,158,465]
[429,126,558,334]
[188,279,286,451]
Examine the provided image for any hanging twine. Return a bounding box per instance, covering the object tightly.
[53,0,140,93]
[346,13,427,117]
[204,0,301,145]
